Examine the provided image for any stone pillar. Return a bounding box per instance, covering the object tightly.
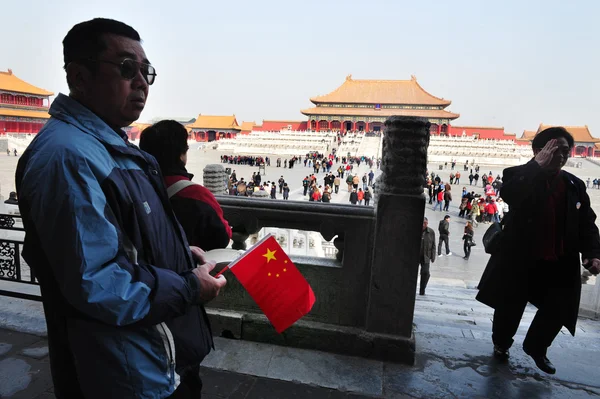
[367,116,430,337]
[203,164,227,196]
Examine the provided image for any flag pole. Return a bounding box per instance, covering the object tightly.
[214,266,229,278]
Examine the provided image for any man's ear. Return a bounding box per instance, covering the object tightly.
[66,62,92,95]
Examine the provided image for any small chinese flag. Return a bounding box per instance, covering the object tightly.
[226,234,316,333]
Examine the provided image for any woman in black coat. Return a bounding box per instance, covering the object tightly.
[462,222,474,260]
[476,128,600,374]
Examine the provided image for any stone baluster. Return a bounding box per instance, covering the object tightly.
[203,164,227,196]
[367,116,430,338]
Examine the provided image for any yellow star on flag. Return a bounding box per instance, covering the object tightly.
[263,248,277,263]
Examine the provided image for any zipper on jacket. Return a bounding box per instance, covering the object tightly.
[157,323,178,387]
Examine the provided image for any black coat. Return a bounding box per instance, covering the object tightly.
[476,160,600,335]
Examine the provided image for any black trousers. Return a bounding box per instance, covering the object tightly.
[463,240,471,259]
[168,365,203,398]
[492,261,564,356]
[438,235,450,255]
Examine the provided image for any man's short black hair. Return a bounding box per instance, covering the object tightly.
[532,127,574,150]
[139,120,189,171]
[63,18,141,85]
[444,215,451,220]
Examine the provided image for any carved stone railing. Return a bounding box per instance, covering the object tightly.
[0,214,39,301]
[210,197,375,330]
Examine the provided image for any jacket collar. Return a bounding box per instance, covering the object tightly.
[163,162,194,180]
[49,93,129,148]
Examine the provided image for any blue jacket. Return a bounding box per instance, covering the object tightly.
[16,94,213,399]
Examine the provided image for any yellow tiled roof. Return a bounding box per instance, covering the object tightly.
[0,108,50,119]
[536,124,598,143]
[187,115,241,130]
[0,69,53,96]
[240,121,256,131]
[127,122,152,132]
[310,75,451,106]
[301,106,459,119]
[521,130,536,140]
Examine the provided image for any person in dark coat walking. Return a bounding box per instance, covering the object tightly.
[419,217,436,295]
[476,127,600,374]
[349,189,358,204]
[462,221,474,260]
[437,215,452,256]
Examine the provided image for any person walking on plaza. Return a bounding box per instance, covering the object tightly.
[357,188,364,205]
[364,188,372,206]
[278,175,285,194]
[368,169,375,186]
[303,176,310,196]
[282,183,290,200]
[349,189,358,204]
[419,217,436,295]
[352,174,360,190]
[433,188,444,211]
[443,186,452,212]
[346,173,353,192]
[438,215,452,256]
[362,173,368,190]
[15,19,227,399]
[462,221,474,260]
[470,198,479,227]
[333,175,340,193]
[455,171,461,184]
[477,127,600,375]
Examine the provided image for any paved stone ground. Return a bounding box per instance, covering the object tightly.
[2,283,599,398]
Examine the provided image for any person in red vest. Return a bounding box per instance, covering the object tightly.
[140,120,232,251]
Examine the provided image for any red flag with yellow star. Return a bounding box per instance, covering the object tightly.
[227,234,316,333]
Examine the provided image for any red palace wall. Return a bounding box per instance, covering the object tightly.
[0,120,46,134]
[254,121,307,131]
[448,126,515,140]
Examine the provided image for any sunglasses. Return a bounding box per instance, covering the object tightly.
[87,58,157,85]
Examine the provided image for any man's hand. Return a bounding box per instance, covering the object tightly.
[191,261,227,303]
[534,139,557,169]
[190,246,206,264]
[582,258,600,275]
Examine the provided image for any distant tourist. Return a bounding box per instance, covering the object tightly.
[16,18,225,398]
[13,148,17,157]
[349,189,358,204]
[364,188,372,206]
[477,127,600,375]
[437,215,452,256]
[282,183,290,200]
[419,217,436,295]
[4,191,18,205]
[462,221,474,260]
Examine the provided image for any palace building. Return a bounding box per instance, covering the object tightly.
[187,114,241,142]
[0,69,53,134]
[300,75,459,134]
[521,124,599,157]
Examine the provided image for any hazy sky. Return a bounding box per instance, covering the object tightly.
[2,0,599,136]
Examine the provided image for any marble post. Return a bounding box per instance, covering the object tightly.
[367,116,430,337]
[203,164,227,196]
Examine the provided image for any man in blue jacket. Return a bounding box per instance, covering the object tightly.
[16,18,226,399]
